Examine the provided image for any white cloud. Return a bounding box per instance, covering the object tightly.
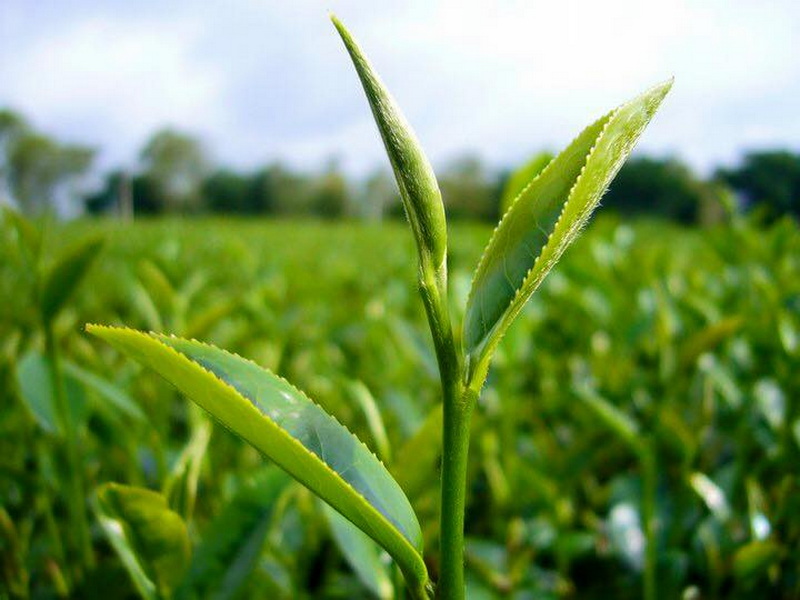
[0,0,798,176]
[1,14,227,168]
[347,0,800,173]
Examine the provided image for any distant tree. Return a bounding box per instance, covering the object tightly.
[697,181,737,226]
[0,110,29,205]
[246,167,277,214]
[717,151,800,220]
[0,110,27,159]
[58,145,95,210]
[84,170,134,219]
[310,160,349,218]
[270,164,315,216]
[9,134,62,213]
[130,175,163,215]
[84,171,120,214]
[203,169,251,213]
[6,131,94,215]
[357,169,399,221]
[439,155,496,220]
[140,129,209,213]
[602,157,703,223]
[201,167,281,215]
[1,109,95,215]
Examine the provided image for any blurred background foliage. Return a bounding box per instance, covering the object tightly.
[2,3,799,596]
[2,107,800,225]
[1,207,799,597]
[1,85,800,598]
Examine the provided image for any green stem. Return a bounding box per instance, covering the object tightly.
[418,261,476,600]
[640,442,657,600]
[438,390,475,600]
[418,263,460,407]
[44,324,94,572]
[36,442,67,568]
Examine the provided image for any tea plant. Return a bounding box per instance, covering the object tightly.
[4,194,798,596]
[87,15,670,599]
[5,209,105,583]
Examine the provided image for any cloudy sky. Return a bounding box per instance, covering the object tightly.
[1,1,798,177]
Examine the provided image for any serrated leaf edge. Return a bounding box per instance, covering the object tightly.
[86,324,426,583]
[465,79,671,382]
[463,111,614,378]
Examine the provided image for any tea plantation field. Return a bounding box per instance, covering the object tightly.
[1,215,798,598]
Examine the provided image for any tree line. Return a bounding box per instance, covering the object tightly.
[1,108,799,224]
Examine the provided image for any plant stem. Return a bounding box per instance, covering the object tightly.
[418,263,460,409]
[418,261,476,599]
[36,442,67,567]
[44,324,94,572]
[640,442,657,600]
[438,389,476,600]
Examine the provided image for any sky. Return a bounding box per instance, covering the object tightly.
[1,0,798,178]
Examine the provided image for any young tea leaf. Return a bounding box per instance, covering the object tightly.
[0,508,28,597]
[732,540,782,585]
[62,359,147,424]
[95,483,191,600]
[576,386,641,453]
[15,351,59,434]
[86,325,428,596]
[464,81,672,384]
[16,351,87,435]
[40,237,104,324]
[332,15,447,271]
[178,468,290,600]
[3,207,42,263]
[163,417,212,521]
[345,380,392,464]
[498,152,553,217]
[392,405,443,501]
[322,502,394,600]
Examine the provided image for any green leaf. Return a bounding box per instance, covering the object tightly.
[322,502,394,600]
[0,508,28,597]
[575,386,641,452]
[62,359,147,424]
[332,15,446,271]
[392,405,443,501]
[689,472,731,522]
[3,206,42,262]
[732,540,781,584]
[15,351,59,434]
[87,325,428,595]
[464,538,515,597]
[679,316,743,368]
[163,418,212,520]
[178,468,290,600]
[464,80,672,383]
[15,351,87,435]
[499,152,553,216]
[40,237,104,324]
[136,260,179,329]
[184,298,238,340]
[95,483,191,600]
[345,380,392,464]
[131,279,166,332]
